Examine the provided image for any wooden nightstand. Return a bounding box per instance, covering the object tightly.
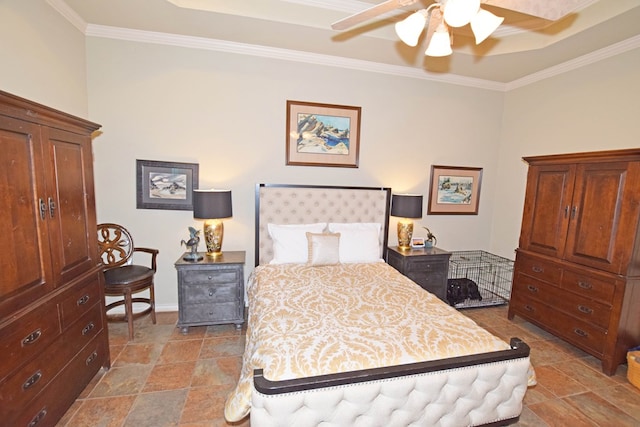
[386,246,451,302]
[174,251,245,333]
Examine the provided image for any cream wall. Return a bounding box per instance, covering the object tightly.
[86,37,505,310]
[0,0,88,116]
[491,47,640,259]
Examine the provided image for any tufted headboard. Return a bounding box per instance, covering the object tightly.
[255,184,391,266]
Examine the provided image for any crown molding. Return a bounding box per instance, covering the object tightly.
[506,34,640,90]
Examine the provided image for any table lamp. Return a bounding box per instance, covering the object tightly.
[193,189,232,257]
[390,194,423,251]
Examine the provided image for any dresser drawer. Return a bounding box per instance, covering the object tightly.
[511,294,607,355]
[63,302,104,353]
[181,268,241,286]
[0,300,60,381]
[515,253,562,284]
[404,259,448,273]
[59,274,102,330]
[561,269,616,304]
[180,302,242,324]
[513,273,611,329]
[10,333,107,427]
[182,282,238,304]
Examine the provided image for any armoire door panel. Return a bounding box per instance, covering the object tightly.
[43,127,97,284]
[0,117,53,317]
[564,162,639,274]
[519,164,575,258]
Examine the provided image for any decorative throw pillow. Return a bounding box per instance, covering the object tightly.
[306,232,340,266]
[327,222,382,263]
[268,223,326,264]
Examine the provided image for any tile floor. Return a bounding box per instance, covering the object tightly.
[56,305,640,426]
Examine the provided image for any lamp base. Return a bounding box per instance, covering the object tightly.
[203,219,224,257]
[397,220,414,251]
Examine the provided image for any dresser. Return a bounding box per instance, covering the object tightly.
[175,251,245,333]
[509,149,640,375]
[386,246,451,301]
[0,91,109,426]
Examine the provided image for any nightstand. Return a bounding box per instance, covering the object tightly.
[174,251,245,333]
[386,246,451,301]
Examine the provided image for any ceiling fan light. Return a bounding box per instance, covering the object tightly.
[395,10,428,47]
[470,8,504,44]
[425,23,452,57]
[443,0,480,28]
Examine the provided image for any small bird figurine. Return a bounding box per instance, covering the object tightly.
[181,227,203,261]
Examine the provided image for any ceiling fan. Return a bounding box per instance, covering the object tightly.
[331,0,581,57]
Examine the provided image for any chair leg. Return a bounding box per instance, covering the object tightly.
[150,282,156,325]
[124,290,134,340]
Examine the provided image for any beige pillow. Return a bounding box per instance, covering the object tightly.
[306,232,340,266]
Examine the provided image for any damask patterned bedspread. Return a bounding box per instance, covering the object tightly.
[224,262,517,422]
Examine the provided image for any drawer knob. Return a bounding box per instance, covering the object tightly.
[527,285,539,293]
[77,294,90,306]
[531,265,543,273]
[524,305,534,312]
[208,288,215,296]
[27,408,47,427]
[22,329,42,346]
[23,370,43,390]
[574,328,588,337]
[578,305,593,314]
[86,351,98,365]
[82,322,95,336]
[207,275,213,280]
[578,281,592,290]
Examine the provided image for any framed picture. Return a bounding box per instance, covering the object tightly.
[411,237,425,248]
[286,100,361,168]
[136,159,199,210]
[428,165,483,215]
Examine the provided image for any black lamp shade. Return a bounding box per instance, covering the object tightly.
[391,194,423,218]
[193,189,232,219]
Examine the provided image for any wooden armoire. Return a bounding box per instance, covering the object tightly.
[509,148,640,375]
[0,91,110,426]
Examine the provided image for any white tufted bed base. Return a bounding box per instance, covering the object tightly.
[251,339,530,427]
[245,184,529,426]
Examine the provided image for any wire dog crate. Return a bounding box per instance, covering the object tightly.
[447,250,514,308]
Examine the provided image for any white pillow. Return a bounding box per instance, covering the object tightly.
[307,232,340,266]
[327,223,382,263]
[268,223,326,264]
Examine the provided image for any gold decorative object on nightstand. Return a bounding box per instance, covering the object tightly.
[391,193,423,251]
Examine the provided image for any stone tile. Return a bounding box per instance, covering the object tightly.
[64,395,136,427]
[528,340,575,367]
[513,406,550,426]
[113,342,164,367]
[90,365,153,397]
[551,359,619,390]
[191,357,242,387]
[143,361,197,392]
[597,383,640,421]
[78,368,108,399]
[200,336,246,359]
[123,389,188,427]
[534,365,589,398]
[522,382,556,406]
[170,325,208,341]
[180,386,233,424]
[132,324,176,344]
[206,323,246,338]
[528,398,598,427]
[156,311,179,325]
[564,391,639,427]
[158,339,204,364]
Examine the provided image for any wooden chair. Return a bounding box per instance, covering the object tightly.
[97,223,159,340]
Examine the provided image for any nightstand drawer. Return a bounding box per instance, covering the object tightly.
[180,302,241,324]
[181,269,241,286]
[183,282,237,304]
[404,260,447,273]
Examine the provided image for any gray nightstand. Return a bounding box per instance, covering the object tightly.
[174,251,245,333]
[386,246,451,302]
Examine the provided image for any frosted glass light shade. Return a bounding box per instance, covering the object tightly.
[443,0,480,27]
[425,24,452,57]
[470,8,504,44]
[395,10,428,47]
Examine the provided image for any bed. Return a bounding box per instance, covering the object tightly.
[224,184,534,426]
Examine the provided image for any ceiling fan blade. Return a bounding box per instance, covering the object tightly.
[482,0,582,21]
[331,0,419,31]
